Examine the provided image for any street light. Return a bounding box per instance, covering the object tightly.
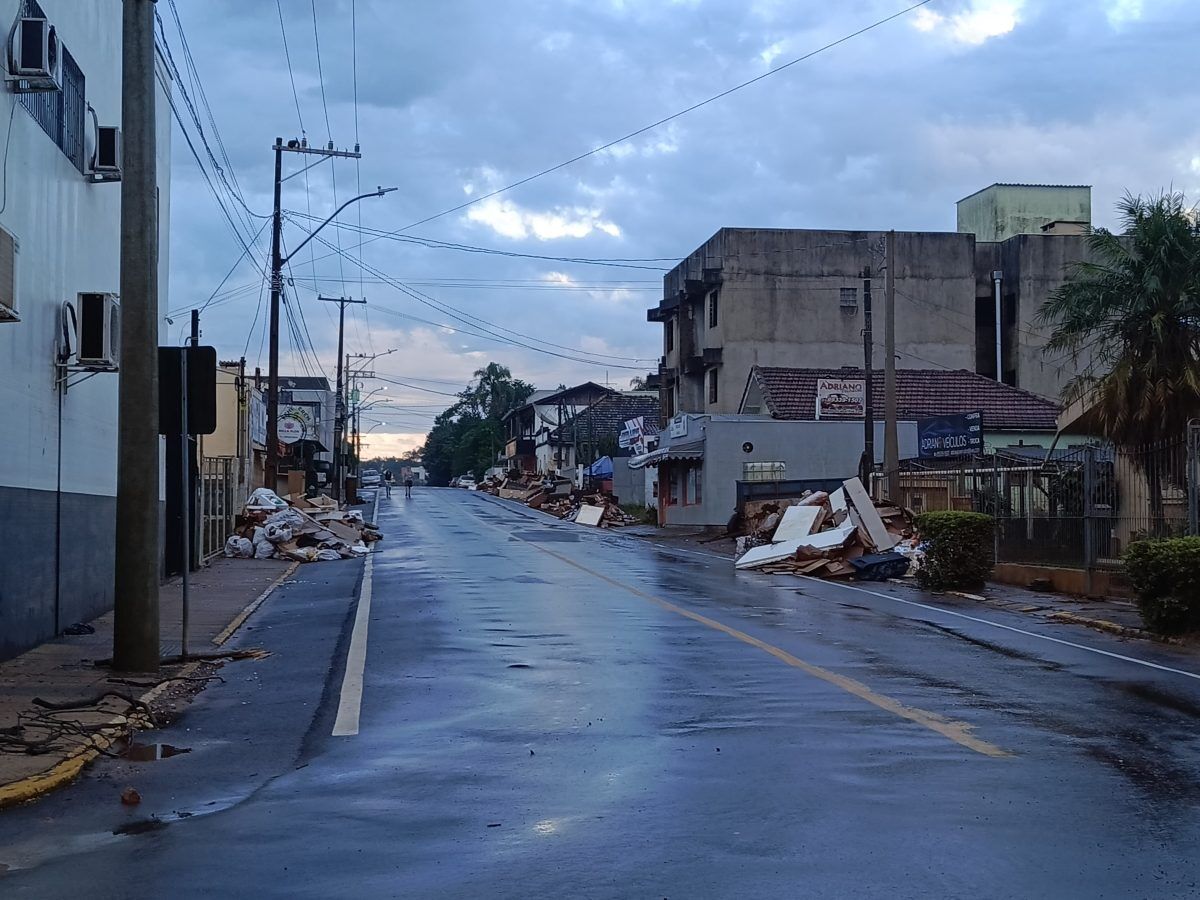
[265,187,398,491]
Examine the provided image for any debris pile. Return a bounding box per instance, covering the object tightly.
[223,488,382,563]
[483,474,640,527]
[733,477,921,580]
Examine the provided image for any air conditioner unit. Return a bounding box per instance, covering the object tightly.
[77,292,119,369]
[89,125,121,182]
[0,227,17,323]
[9,17,61,92]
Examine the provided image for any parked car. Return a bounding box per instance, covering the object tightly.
[360,468,382,487]
[449,476,462,488]
[459,475,477,490]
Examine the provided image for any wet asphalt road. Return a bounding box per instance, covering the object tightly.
[5,488,1200,898]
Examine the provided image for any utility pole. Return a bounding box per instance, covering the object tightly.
[264,138,284,493]
[320,295,365,500]
[884,231,900,501]
[861,267,874,485]
[113,0,160,673]
[262,138,380,491]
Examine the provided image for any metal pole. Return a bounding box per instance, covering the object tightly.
[884,231,899,501]
[179,346,190,660]
[861,267,874,483]
[992,270,1003,383]
[113,0,160,672]
[264,138,284,491]
[335,300,345,500]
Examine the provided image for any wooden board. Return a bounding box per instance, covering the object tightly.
[842,477,896,551]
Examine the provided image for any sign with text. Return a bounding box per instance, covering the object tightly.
[619,416,646,454]
[815,377,866,419]
[918,411,984,459]
[278,404,316,444]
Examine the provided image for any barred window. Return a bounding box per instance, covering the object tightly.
[742,461,786,482]
[17,2,86,174]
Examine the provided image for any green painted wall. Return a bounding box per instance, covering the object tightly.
[957,184,1091,242]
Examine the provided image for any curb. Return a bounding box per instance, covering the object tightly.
[0,563,298,810]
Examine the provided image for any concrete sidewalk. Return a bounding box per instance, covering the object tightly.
[0,557,296,809]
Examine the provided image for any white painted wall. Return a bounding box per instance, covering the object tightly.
[0,0,171,498]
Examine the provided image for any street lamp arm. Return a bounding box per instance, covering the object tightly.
[282,187,397,264]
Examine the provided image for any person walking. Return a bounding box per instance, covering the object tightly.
[404,475,414,499]
[383,469,394,498]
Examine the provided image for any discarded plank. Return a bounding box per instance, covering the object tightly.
[842,477,896,551]
[771,505,824,543]
[575,505,605,527]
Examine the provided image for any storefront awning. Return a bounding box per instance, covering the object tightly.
[628,440,704,469]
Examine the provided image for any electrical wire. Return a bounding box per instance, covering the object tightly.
[275,0,306,136]
[356,0,935,243]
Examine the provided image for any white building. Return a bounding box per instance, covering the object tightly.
[0,0,171,659]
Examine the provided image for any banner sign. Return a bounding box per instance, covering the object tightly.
[619,416,646,454]
[250,390,267,446]
[278,404,316,444]
[918,411,984,459]
[815,377,866,419]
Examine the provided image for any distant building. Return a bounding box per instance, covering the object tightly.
[502,382,613,473]
[648,184,1095,421]
[0,2,173,660]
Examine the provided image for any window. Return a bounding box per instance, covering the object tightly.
[742,461,786,482]
[666,387,676,419]
[685,467,698,505]
[708,369,718,405]
[665,319,674,353]
[708,289,719,328]
[840,287,858,311]
[17,2,86,174]
[669,469,680,505]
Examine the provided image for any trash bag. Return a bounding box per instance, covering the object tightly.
[224,536,254,559]
[265,508,306,530]
[263,523,293,544]
[315,548,342,562]
[254,539,276,559]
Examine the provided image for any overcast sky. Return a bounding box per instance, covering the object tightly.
[162,0,1200,456]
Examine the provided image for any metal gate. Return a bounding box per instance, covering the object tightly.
[199,457,239,560]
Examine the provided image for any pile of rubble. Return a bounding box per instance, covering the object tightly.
[482,474,640,527]
[733,477,921,581]
[223,488,382,563]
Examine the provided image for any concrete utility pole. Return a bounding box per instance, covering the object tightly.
[884,231,900,501]
[861,267,874,485]
[113,0,160,673]
[320,295,365,500]
[262,138,380,491]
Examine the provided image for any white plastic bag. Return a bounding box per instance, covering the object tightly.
[224,536,254,558]
[246,487,287,510]
[264,523,293,544]
[265,508,306,530]
[315,548,342,562]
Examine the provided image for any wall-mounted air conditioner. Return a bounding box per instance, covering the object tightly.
[8,17,61,92]
[88,124,121,182]
[0,226,17,323]
[77,292,119,369]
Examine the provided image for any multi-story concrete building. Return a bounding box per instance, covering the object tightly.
[648,184,1094,420]
[0,1,172,659]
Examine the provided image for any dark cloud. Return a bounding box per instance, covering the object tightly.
[163,0,1200,443]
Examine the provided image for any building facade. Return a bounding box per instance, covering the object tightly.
[0,0,172,659]
[648,184,1095,422]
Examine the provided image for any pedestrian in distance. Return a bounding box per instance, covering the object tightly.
[384,469,394,498]
[404,476,414,499]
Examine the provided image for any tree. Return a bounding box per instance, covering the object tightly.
[418,363,536,485]
[1038,191,1200,525]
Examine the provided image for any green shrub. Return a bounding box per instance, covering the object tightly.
[914,511,995,591]
[1124,537,1200,635]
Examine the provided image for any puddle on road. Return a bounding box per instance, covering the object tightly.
[122,743,191,762]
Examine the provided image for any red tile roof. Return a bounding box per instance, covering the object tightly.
[748,367,1061,430]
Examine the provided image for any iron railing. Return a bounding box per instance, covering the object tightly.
[198,456,240,560]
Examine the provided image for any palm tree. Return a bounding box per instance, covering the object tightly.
[1039,191,1200,527]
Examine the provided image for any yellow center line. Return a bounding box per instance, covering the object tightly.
[453,493,1011,759]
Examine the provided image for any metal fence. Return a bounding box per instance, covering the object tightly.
[199,457,240,560]
[875,427,1198,572]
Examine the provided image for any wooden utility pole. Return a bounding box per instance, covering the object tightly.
[884,230,900,501]
[113,0,160,672]
[861,267,874,484]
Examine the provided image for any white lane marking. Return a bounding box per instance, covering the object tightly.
[801,576,1200,682]
[332,493,381,736]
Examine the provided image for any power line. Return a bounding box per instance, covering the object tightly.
[357,0,934,243]
[275,0,306,135]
